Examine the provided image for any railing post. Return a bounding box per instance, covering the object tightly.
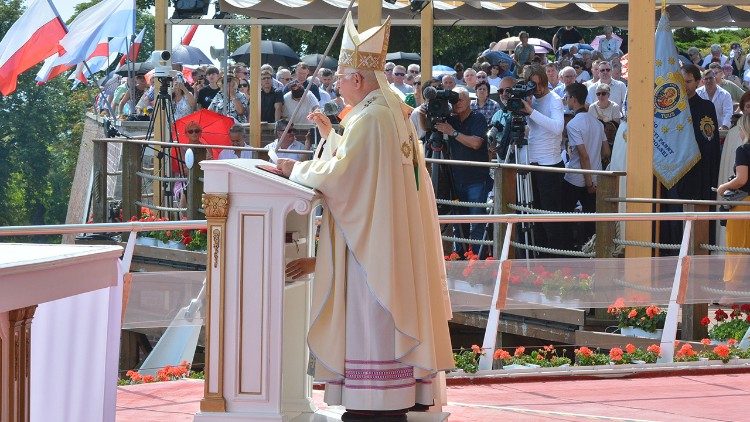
[121,142,142,222]
[92,140,109,223]
[595,174,619,258]
[187,148,206,220]
[683,204,709,341]
[492,165,502,258]
[498,166,517,258]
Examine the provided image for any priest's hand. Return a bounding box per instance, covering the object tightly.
[277,158,297,177]
[285,257,316,280]
[307,110,333,138]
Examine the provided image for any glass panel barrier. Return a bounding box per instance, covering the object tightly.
[447,257,680,311]
[683,255,750,304]
[123,271,205,330]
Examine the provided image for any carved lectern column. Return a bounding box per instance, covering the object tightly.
[2,306,36,422]
[200,193,229,412]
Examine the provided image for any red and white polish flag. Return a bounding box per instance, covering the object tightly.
[118,27,145,67]
[0,0,66,95]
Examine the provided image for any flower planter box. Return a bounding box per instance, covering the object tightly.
[136,236,158,246]
[167,240,186,250]
[621,327,663,339]
[512,291,542,304]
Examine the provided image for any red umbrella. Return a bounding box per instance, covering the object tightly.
[173,109,234,160]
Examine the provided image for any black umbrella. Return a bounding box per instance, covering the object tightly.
[300,54,338,71]
[230,40,299,68]
[171,44,213,66]
[386,52,421,65]
[114,62,154,76]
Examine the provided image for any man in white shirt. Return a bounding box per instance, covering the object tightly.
[553,66,577,100]
[696,68,733,130]
[546,63,561,90]
[701,44,729,68]
[521,65,566,254]
[597,26,622,61]
[217,125,254,160]
[562,82,610,248]
[586,61,627,107]
[389,65,414,96]
[282,80,319,125]
[265,120,309,162]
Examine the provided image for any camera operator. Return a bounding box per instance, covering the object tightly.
[433,87,492,256]
[488,76,516,160]
[520,65,566,254]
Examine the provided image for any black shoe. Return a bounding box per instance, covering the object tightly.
[409,403,431,412]
[341,410,408,422]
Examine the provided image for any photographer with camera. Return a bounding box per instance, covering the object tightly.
[487,76,516,160]
[521,65,566,254]
[431,87,492,256]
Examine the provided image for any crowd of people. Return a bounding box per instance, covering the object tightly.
[95,25,750,261]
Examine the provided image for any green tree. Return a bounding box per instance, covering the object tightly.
[0,0,153,232]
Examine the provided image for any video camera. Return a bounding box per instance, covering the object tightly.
[486,80,536,161]
[423,86,460,150]
[506,80,536,114]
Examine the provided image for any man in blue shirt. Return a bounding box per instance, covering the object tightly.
[434,87,492,256]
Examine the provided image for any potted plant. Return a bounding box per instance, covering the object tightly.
[130,207,160,246]
[700,304,750,343]
[607,298,666,339]
[453,345,483,374]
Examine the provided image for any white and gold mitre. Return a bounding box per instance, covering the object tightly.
[338,12,390,71]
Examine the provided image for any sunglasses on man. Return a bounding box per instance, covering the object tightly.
[239,83,249,88]
[187,129,202,134]
[394,72,405,76]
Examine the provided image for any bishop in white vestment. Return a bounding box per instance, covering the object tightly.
[278,13,454,421]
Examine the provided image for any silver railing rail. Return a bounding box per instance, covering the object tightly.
[425,157,627,176]
[3,212,750,237]
[93,137,313,156]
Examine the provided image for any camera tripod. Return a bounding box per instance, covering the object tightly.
[426,132,474,255]
[504,138,537,260]
[142,76,184,219]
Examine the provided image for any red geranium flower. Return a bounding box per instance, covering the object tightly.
[715,309,729,322]
[494,349,511,361]
[714,344,730,359]
[625,344,637,354]
[647,344,661,355]
[575,346,594,358]
[609,348,623,361]
[700,317,711,326]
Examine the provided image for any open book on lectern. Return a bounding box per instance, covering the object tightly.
[217,158,317,197]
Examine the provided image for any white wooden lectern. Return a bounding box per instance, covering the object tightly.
[195,159,318,422]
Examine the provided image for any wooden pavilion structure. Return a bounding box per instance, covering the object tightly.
[153,0,750,257]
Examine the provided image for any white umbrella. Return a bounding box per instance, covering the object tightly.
[492,37,552,52]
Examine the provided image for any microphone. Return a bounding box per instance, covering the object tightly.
[323,101,340,116]
[323,101,341,123]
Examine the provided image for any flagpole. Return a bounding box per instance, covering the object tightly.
[82,59,117,118]
[126,34,137,115]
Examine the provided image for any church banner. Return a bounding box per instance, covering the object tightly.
[652,12,701,189]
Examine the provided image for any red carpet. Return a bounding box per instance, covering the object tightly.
[117,374,750,421]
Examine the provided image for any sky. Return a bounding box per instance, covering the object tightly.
[29,0,223,66]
